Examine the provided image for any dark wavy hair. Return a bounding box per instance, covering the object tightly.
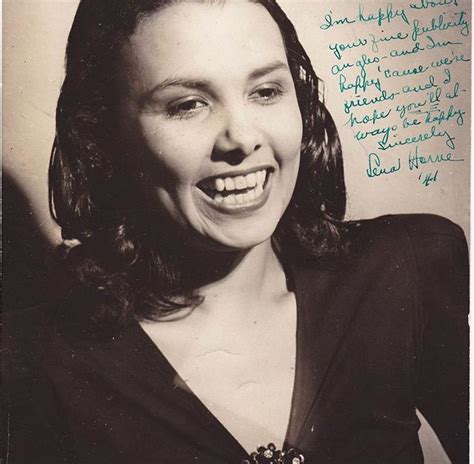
[49,0,346,326]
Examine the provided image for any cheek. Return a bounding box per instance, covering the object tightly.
[266,100,303,163]
[137,119,210,191]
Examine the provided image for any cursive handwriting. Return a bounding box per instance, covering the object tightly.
[396,99,427,118]
[358,3,410,26]
[411,11,470,41]
[357,124,398,145]
[347,108,392,127]
[366,153,402,177]
[344,89,398,114]
[426,35,463,49]
[416,104,466,126]
[383,64,428,78]
[402,74,437,94]
[369,31,408,52]
[445,82,463,99]
[430,52,470,68]
[320,11,356,30]
[339,69,382,94]
[320,0,469,188]
[408,145,463,170]
[389,41,424,58]
[410,0,459,9]
[330,38,368,60]
[378,125,456,151]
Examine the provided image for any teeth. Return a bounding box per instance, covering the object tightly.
[212,174,266,206]
[235,176,246,190]
[223,193,236,205]
[203,169,269,206]
[210,169,267,193]
[224,177,235,191]
[246,172,257,188]
[256,170,267,185]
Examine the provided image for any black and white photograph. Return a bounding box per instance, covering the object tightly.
[3,1,470,463]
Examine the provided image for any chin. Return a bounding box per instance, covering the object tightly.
[192,221,278,252]
[216,233,272,251]
[162,185,290,251]
[215,218,282,250]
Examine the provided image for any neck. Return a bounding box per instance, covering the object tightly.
[205,240,285,300]
[177,238,289,312]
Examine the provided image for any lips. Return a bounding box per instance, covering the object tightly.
[198,168,269,206]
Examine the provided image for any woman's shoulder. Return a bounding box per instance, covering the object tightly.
[343,213,467,260]
[289,213,467,285]
[340,214,468,316]
[346,213,465,242]
[291,214,467,283]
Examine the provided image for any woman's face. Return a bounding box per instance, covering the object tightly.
[118,0,303,250]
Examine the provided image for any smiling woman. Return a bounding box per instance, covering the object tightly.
[4,1,468,464]
[117,2,302,249]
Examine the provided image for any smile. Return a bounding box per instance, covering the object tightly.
[197,168,271,207]
[197,168,273,214]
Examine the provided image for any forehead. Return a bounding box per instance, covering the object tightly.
[120,1,287,91]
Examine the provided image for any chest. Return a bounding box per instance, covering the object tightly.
[140,296,297,453]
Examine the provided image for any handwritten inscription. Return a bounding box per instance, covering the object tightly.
[367,153,402,177]
[320,0,469,187]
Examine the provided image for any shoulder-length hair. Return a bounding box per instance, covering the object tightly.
[49,0,346,326]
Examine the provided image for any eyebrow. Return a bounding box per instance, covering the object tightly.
[142,60,290,100]
[247,60,290,81]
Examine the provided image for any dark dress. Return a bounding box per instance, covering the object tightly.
[4,215,469,464]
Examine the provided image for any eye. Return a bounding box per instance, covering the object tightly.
[249,84,284,105]
[166,97,208,119]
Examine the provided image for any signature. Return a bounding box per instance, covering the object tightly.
[366,153,402,178]
[408,145,463,170]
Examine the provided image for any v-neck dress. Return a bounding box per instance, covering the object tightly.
[5,215,468,464]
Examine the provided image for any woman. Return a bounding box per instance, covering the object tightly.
[5,0,468,463]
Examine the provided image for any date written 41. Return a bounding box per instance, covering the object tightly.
[418,170,439,187]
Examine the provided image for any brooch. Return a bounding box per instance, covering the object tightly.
[241,443,305,464]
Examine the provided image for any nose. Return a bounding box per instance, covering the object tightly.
[212,103,262,162]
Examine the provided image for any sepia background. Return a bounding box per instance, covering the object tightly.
[3,1,471,462]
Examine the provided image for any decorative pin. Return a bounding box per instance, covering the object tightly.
[241,443,305,464]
